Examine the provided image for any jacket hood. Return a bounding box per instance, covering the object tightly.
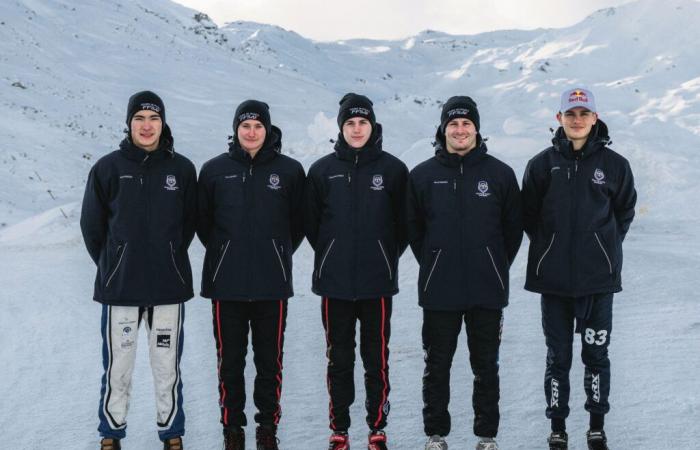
[334,122,384,165]
[552,119,611,159]
[119,123,174,163]
[228,125,282,164]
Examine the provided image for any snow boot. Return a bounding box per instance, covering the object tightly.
[475,437,499,450]
[587,430,609,450]
[100,438,120,450]
[223,427,245,450]
[256,425,280,450]
[328,431,350,450]
[163,436,183,450]
[368,429,388,450]
[547,431,568,450]
[425,435,448,450]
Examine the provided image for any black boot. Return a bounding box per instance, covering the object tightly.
[163,436,183,450]
[547,431,568,450]
[223,427,245,450]
[587,430,609,450]
[256,425,280,450]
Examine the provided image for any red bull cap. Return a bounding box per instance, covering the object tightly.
[560,88,596,113]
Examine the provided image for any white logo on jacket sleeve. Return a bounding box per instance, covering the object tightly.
[592,168,606,185]
[267,173,282,190]
[476,180,491,197]
[371,174,384,191]
[164,175,179,191]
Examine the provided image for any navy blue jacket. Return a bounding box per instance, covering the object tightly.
[407,133,523,311]
[522,120,636,297]
[80,128,197,306]
[304,124,409,300]
[197,127,305,301]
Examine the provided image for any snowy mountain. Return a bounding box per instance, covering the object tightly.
[1,0,699,448]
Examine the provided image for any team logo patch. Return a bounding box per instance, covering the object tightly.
[348,107,370,116]
[164,175,178,191]
[447,107,470,117]
[592,168,606,185]
[568,90,589,105]
[157,334,171,348]
[371,174,384,191]
[267,173,281,190]
[120,325,134,349]
[476,180,491,197]
[139,102,161,113]
[238,112,260,122]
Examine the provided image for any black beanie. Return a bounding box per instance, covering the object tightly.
[233,100,271,135]
[126,90,165,126]
[440,96,480,133]
[337,93,376,130]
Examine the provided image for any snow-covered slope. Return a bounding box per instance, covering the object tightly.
[1,0,699,448]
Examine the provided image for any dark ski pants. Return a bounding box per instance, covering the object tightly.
[212,299,287,430]
[98,304,185,441]
[422,307,503,438]
[542,293,613,425]
[321,297,392,432]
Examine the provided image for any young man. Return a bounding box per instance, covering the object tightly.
[406,96,523,450]
[304,93,408,450]
[522,88,636,450]
[81,91,197,450]
[197,100,305,450]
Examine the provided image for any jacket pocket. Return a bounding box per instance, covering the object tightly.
[272,238,287,282]
[317,238,336,279]
[377,239,393,281]
[423,248,443,292]
[105,243,127,288]
[212,240,230,283]
[536,232,556,277]
[486,246,505,290]
[169,241,186,285]
[593,232,613,275]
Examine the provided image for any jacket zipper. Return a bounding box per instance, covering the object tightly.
[272,239,287,282]
[318,238,336,279]
[486,246,505,290]
[593,232,613,275]
[536,233,556,277]
[423,248,442,292]
[169,241,186,285]
[377,240,393,280]
[212,240,230,283]
[105,243,127,288]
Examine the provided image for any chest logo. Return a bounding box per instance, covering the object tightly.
[267,173,281,190]
[164,175,178,191]
[476,180,491,197]
[592,168,606,185]
[371,174,384,191]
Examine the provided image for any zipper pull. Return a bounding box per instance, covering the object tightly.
[460,162,463,175]
[575,161,578,173]
[355,154,359,166]
[348,172,352,184]
[140,175,144,185]
[567,167,570,180]
[453,179,457,192]
[249,164,253,176]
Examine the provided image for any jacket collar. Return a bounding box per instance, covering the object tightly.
[119,124,174,164]
[333,123,384,166]
[433,128,487,168]
[552,119,611,160]
[228,125,283,166]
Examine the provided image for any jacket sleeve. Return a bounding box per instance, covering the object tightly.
[80,163,109,265]
[502,168,524,266]
[196,167,214,248]
[182,161,198,250]
[290,163,306,253]
[303,168,323,251]
[521,157,547,241]
[406,172,426,261]
[613,159,637,240]
[393,162,409,257]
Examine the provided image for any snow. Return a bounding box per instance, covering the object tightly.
[1,0,699,448]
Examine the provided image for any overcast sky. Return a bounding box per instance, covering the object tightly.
[172,0,636,41]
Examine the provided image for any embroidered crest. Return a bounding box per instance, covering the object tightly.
[476,180,491,197]
[164,175,178,191]
[592,168,606,185]
[267,173,281,190]
[371,174,384,191]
